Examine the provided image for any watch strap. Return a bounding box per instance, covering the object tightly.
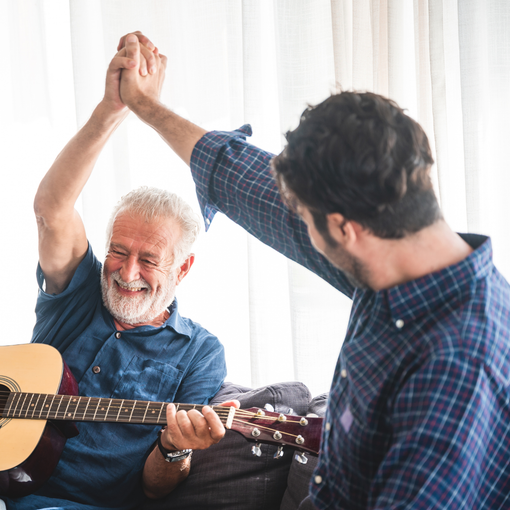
[157,432,192,463]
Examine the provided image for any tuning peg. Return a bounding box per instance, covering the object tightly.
[287,407,294,415]
[295,452,308,465]
[273,446,284,460]
[264,403,275,412]
[251,443,262,457]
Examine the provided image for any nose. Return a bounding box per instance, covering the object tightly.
[119,256,141,283]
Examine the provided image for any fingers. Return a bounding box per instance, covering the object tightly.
[117,30,155,52]
[140,45,157,76]
[219,399,241,409]
[159,52,168,71]
[200,406,226,442]
[108,54,137,73]
[162,404,226,450]
[124,34,140,67]
[122,34,159,77]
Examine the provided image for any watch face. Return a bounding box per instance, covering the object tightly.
[166,449,192,462]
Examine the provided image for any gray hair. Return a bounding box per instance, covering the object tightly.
[105,187,201,266]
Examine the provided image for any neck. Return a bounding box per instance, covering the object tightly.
[114,308,171,331]
[361,221,474,291]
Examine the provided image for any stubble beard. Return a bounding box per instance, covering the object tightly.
[101,269,176,326]
[323,242,371,290]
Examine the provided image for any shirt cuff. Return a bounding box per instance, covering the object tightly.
[190,124,253,231]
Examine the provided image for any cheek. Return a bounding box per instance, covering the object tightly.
[103,257,119,279]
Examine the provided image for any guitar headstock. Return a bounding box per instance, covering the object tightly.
[227,407,322,456]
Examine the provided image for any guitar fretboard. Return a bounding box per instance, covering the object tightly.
[3,392,223,425]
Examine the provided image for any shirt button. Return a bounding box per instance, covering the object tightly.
[325,422,331,431]
[314,475,322,484]
[92,366,101,374]
[341,369,347,378]
[395,319,404,329]
[115,332,121,339]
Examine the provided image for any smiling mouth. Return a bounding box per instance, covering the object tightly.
[115,281,148,293]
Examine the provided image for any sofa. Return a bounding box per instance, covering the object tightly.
[143,382,328,510]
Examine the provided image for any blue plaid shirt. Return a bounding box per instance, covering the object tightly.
[190,125,510,509]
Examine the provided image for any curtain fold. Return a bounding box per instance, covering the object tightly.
[1,0,508,395]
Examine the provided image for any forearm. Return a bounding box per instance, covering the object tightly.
[142,445,190,499]
[190,132,355,297]
[35,102,127,294]
[130,99,206,166]
[34,102,127,223]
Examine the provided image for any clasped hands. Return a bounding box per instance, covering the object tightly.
[102,32,166,119]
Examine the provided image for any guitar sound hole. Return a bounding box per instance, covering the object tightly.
[0,384,11,415]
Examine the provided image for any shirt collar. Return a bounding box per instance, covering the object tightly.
[163,298,192,340]
[384,234,492,325]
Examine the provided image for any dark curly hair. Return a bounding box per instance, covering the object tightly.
[272,92,441,241]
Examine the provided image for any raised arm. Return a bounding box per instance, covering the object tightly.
[118,34,353,296]
[34,48,137,294]
[119,35,205,165]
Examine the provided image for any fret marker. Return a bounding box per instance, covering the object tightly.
[124,409,128,412]
[101,407,105,411]
[152,410,155,413]
[68,413,71,417]
[45,404,49,407]
[31,404,34,407]
[73,398,77,402]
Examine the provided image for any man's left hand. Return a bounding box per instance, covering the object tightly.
[160,400,241,452]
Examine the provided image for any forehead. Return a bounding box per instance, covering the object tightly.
[110,211,181,257]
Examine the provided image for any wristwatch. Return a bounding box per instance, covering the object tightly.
[157,432,192,463]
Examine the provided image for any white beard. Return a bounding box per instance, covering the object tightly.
[101,269,176,325]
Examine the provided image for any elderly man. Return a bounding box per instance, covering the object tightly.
[117,32,510,510]
[1,43,235,510]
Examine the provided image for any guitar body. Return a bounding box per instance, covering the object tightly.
[0,344,79,498]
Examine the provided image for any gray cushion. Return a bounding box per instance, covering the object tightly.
[279,394,328,510]
[144,381,311,510]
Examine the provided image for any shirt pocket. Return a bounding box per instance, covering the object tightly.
[110,356,183,404]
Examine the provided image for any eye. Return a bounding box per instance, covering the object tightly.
[142,259,156,266]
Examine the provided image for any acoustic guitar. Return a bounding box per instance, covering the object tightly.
[0,343,322,498]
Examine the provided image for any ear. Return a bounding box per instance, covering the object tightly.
[175,254,195,285]
[326,213,360,248]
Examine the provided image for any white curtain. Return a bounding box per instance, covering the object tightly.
[1,0,509,397]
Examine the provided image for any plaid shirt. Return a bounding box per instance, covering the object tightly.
[190,125,510,509]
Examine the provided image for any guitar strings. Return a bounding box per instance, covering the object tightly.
[0,403,301,424]
[0,391,309,424]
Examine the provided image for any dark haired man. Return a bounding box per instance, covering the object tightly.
[119,34,510,509]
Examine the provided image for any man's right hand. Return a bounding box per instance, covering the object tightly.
[115,31,206,166]
[119,34,167,116]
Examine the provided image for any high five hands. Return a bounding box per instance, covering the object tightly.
[102,31,166,117]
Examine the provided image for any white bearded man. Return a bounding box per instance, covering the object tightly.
[1,40,238,510]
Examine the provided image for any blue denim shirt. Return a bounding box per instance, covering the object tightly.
[5,244,226,510]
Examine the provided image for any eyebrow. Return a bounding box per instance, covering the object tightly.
[109,243,161,262]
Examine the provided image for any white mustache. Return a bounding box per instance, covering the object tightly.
[111,271,151,291]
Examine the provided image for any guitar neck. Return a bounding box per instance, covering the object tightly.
[3,392,227,426]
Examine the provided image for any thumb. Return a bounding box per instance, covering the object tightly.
[124,33,140,66]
